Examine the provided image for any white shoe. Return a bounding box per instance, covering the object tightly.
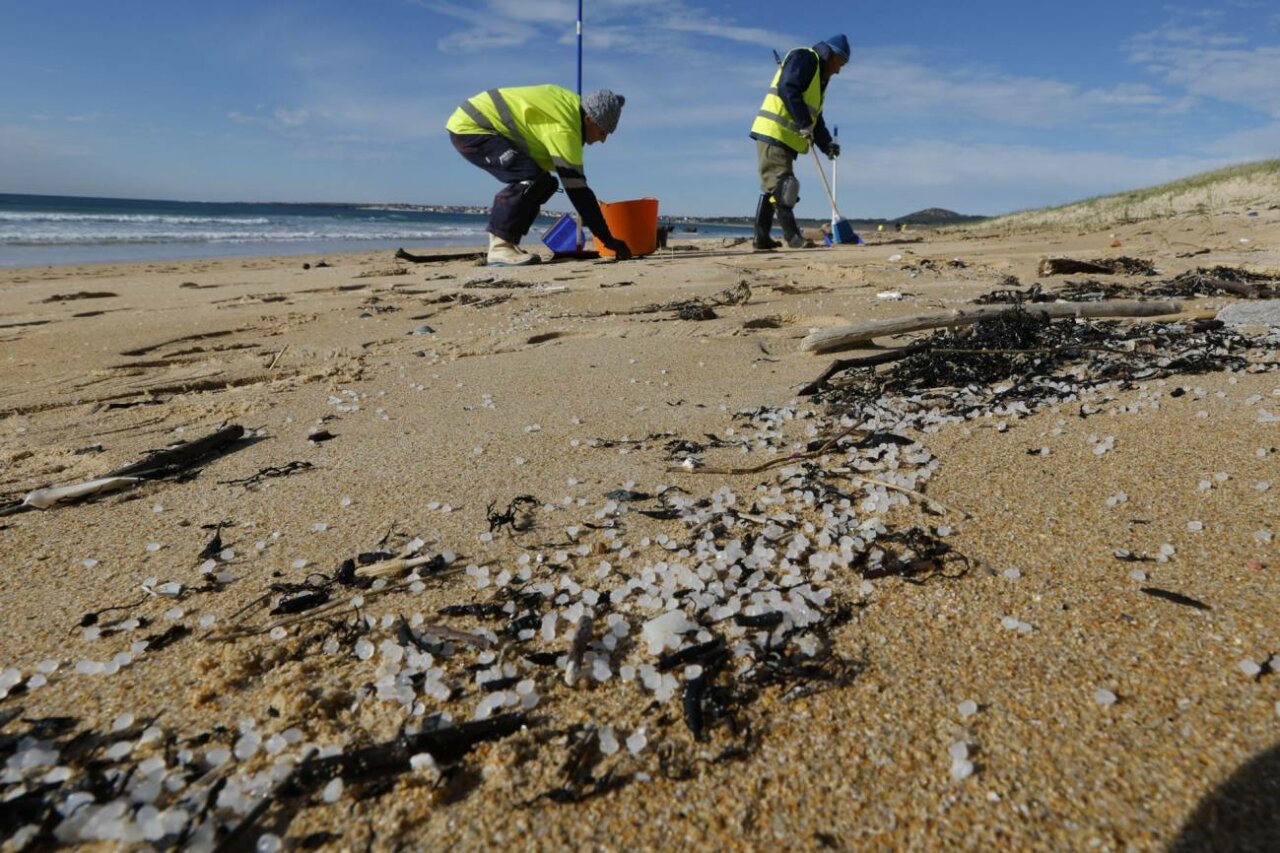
[487,234,540,266]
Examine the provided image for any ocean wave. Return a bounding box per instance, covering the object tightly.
[0,211,273,225]
[2,227,487,246]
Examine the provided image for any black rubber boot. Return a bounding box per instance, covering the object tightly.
[752,194,781,251]
[775,204,807,248]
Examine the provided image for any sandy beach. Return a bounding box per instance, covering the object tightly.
[2,212,1278,850]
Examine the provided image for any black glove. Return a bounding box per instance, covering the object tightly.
[606,238,632,260]
[826,141,841,160]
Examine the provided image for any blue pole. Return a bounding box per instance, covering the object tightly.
[577,0,583,95]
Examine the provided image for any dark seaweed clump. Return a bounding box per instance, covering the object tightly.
[822,308,1277,424]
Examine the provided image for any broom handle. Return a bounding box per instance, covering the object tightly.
[832,126,838,210]
[810,146,843,219]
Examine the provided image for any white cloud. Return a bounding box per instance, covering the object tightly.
[834,139,1231,215]
[657,16,796,49]
[420,1,548,51]
[1131,23,1280,117]
[230,88,458,156]
[421,0,795,55]
[29,112,105,124]
[273,108,309,127]
[1204,121,1280,160]
[839,55,1171,130]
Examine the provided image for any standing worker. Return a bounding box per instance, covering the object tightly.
[447,85,632,266]
[749,35,849,251]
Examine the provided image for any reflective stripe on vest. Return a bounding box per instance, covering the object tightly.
[485,89,529,154]
[551,156,587,189]
[458,99,496,133]
[457,90,531,155]
[750,49,823,154]
[447,85,586,174]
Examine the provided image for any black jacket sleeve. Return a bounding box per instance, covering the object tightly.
[564,184,614,244]
[778,50,817,132]
[812,117,833,154]
[780,50,834,153]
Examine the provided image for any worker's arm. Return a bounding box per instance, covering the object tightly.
[544,128,631,258]
[562,180,631,259]
[777,51,818,132]
[811,117,834,155]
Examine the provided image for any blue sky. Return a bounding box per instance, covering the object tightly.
[1,1,1277,217]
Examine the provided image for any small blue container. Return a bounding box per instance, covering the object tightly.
[541,214,582,253]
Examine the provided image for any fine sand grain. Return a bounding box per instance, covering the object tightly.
[1,211,1278,851]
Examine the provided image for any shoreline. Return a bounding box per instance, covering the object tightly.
[2,216,1278,849]
[0,228,761,270]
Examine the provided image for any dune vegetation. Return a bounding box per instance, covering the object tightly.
[971,159,1280,232]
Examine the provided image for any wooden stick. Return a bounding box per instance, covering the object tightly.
[1193,278,1260,298]
[395,247,483,264]
[103,424,246,479]
[800,300,1183,354]
[267,344,288,371]
[354,553,440,580]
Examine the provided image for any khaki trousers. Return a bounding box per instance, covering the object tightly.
[757,140,797,196]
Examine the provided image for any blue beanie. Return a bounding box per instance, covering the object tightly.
[823,34,850,60]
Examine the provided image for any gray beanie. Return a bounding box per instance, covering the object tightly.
[582,89,625,134]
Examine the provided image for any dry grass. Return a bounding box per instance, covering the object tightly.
[961,159,1280,234]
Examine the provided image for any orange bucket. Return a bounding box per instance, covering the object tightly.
[593,197,659,257]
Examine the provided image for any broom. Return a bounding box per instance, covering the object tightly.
[810,143,861,245]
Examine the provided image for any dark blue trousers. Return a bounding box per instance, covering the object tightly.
[450,132,545,243]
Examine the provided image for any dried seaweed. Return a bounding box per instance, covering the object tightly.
[269,586,331,616]
[1149,266,1278,299]
[976,265,1279,305]
[1038,256,1158,276]
[78,596,147,628]
[143,624,191,652]
[219,461,314,488]
[293,714,530,788]
[456,292,511,308]
[486,495,539,533]
[197,524,225,560]
[820,308,1273,426]
[676,304,717,321]
[527,726,632,805]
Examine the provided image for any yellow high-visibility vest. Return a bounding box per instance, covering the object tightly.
[750,48,824,154]
[446,85,586,185]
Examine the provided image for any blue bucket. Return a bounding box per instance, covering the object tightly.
[541,214,582,253]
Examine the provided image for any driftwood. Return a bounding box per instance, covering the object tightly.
[354,553,442,580]
[1179,278,1261,298]
[21,476,143,510]
[1038,258,1117,276]
[103,424,246,479]
[800,301,1182,354]
[2,424,248,516]
[395,247,483,264]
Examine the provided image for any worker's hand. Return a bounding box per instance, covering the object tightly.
[606,238,632,260]
[826,141,841,160]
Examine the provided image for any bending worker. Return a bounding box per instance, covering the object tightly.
[447,85,632,266]
[749,34,849,251]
